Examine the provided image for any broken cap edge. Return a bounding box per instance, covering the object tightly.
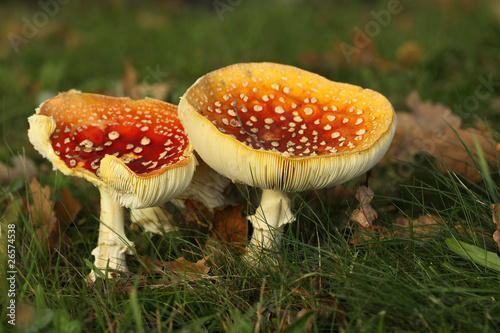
[28,113,103,186]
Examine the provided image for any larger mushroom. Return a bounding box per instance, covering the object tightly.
[28,91,196,280]
[178,63,396,262]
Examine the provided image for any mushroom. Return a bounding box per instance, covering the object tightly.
[178,63,396,262]
[28,91,196,280]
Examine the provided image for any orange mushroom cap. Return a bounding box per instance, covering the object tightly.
[28,91,196,208]
[179,63,396,192]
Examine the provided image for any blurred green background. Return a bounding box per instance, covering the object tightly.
[1,0,499,160]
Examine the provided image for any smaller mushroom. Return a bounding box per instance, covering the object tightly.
[178,63,396,263]
[28,91,196,281]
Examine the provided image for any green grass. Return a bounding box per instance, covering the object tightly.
[1,0,500,331]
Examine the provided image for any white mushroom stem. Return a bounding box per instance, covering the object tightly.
[87,186,134,282]
[130,206,176,234]
[246,189,295,262]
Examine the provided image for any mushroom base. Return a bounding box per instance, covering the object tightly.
[246,189,295,264]
[87,187,134,282]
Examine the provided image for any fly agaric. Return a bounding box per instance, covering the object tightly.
[178,63,396,262]
[28,91,196,280]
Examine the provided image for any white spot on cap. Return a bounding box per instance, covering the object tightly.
[331,132,341,139]
[126,144,134,149]
[356,129,366,135]
[311,97,318,103]
[254,105,263,112]
[69,160,76,167]
[283,87,291,94]
[265,118,274,124]
[304,107,313,115]
[141,126,149,131]
[250,116,258,122]
[80,139,93,148]
[134,147,143,154]
[108,131,120,140]
[271,141,279,147]
[342,118,349,124]
[293,116,303,122]
[355,118,364,125]
[324,124,332,130]
[262,95,269,102]
[275,106,285,114]
[141,137,151,145]
[327,115,336,122]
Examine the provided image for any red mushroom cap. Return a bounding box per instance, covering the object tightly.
[28,91,195,208]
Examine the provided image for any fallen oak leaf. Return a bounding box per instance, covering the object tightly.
[351,184,378,229]
[208,204,248,253]
[492,204,500,252]
[28,178,64,252]
[0,155,38,185]
[393,214,444,239]
[387,92,498,182]
[53,187,82,227]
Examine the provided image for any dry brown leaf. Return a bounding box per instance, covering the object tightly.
[120,57,138,98]
[164,257,210,275]
[208,204,248,253]
[492,204,500,252]
[53,187,82,226]
[396,41,423,67]
[183,199,212,230]
[351,184,378,229]
[393,214,443,239]
[28,178,63,251]
[0,155,37,184]
[388,92,498,182]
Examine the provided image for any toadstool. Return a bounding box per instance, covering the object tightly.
[28,90,196,280]
[178,63,396,262]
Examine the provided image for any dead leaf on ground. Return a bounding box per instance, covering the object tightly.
[492,204,500,252]
[396,41,423,68]
[118,57,171,100]
[142,256,211,285]
[120,57,138,98]
[53,187,82,227]
[28,178,59,251]
[351,184,378,229]
[387,91,499,182]
[28,179,75,252]
[0,155,37,184]
[393,214,444,239]
[207,204,248,253]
